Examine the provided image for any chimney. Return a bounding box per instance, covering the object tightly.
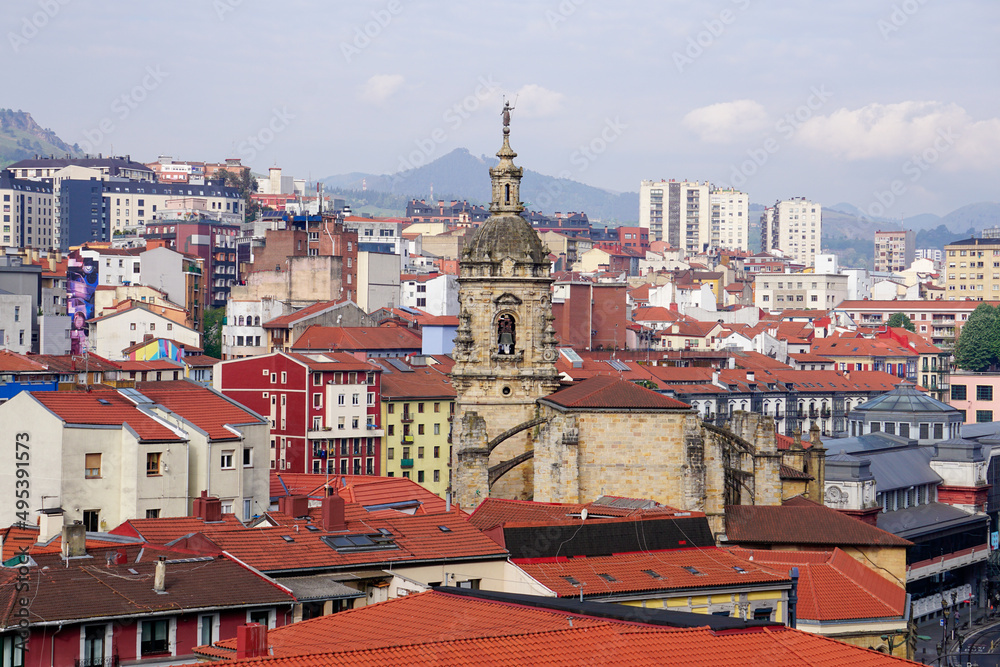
[236,623,268,659]
[193,490,223,522]
[61,521,86,558]
[321,494,347,532]
[278,494,309,518]
[37,507,65,544]
[154,556,166,593]
[746,371,755,382]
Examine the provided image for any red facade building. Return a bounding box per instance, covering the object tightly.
[215,351,383,475]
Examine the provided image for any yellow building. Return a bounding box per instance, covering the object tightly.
[944,236,1000,300]
[380,364,454,497]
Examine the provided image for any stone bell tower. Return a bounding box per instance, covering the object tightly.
[451,104,560,508]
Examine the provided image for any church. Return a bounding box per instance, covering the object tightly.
[450,107,821,536]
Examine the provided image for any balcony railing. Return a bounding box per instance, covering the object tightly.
[76,656,120,667]
[400,458,414,468]
[401,413,413,423]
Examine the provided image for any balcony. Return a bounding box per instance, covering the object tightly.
[400,458,414,468]
[402,434,414,444]
[401,413,413,423]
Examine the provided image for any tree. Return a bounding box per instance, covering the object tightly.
[202,307,225,359]
[216,168,260,221]
[954,303,1000,372]
[887,312,915,332]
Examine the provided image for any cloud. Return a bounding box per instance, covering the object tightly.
[682,100,769,143]
[359,74,404,104]
[511,84,565,118]
[793,101,1000,167]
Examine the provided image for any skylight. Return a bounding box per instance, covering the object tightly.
[682,566,705,576]
[597,573,619,583]
[562,575,581,586]
[642,569,663,579]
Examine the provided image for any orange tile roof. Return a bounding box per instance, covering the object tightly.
[0,350,49,372]
[196,590,918,666]
[468,497,692,532]
[541,375,690,410]
[135,380,266,440]
[139,503,505,574]
[727,548,906,621]
[516,548,790,598]
[380,366,456,400]
[271,473,448,514]
[30,389,184,442]
[110,513,247,544]
[291,326,422,352]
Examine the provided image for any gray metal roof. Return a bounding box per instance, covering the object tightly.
[877,502,987,540]
[962,421,1000,441]
[852,382,958,415]
[278,575,366,602]
[821,432,912,454]
[826,445,941,491]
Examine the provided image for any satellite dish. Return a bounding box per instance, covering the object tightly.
[580,508,588,521]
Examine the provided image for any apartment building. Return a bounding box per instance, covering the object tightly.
[944,237,1000,301]
[874,230,915,273]
[0,170,55,249]
[143,217,240,309]
[760,197,822,267]
[380,363,455,497]
[833,299,998,351]
[710,188,749,251]
[638,180,711,254]
[753,272,848,311]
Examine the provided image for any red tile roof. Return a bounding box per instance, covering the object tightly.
[468,497,692,532]
[135,380,267,440]
[380,366,456,400]
[183,353,221,367]
[271,473,449,514]
[291,326,422,352]
[129,502,506,574]
[779,464,814,480]
[195,590,917,666]
[29,389,184,442]
[725,496,911,548]
[727,548,906,621]
[541,375,690,410]
[516,548,790,598]
[0,350,49,372]
[110,513,247,544]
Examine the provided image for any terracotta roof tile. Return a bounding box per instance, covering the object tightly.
[516,548,790,598]
[291,326,422,353]
[726,497,911,548]
[468,497,691,532]
[30,389,184,442]
[541,375,690,410]
[135,380,266,440]
[270,473,448,514]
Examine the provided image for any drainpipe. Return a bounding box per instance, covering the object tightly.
[788,567,799,629]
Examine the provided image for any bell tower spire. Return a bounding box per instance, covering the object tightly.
[450,102,559,508]
[491,100,523,216]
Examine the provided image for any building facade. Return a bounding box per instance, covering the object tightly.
[874,230,915,273]
[761,197,822,267]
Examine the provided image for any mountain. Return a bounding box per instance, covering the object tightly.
[320,148,639,223]
[0,109,82,168]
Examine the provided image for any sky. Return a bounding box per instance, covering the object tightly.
[3,0,998,218]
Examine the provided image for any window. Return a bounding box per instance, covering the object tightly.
[433,423,440,435]
[417,470,425,483]
[221,450,234,469]
[146,452,161,476]
[433,470,440,482]
[313,373,322,386]
[934,423,943,440]
[387,447,394,460]
[418,424,425,435]
[82,624,107,666]
[313,392,322,407]
[82,510,100,532]
[140,619,169,655]
[977,410,994,423]
[243,448,253,467]
[146,509,160,519]
[418,402,424,413]
[352,393,360,405]
[418,446,425,459]
[199,614,218,648]
[919,423,929,440]
[433,445,440,458]
[85,453,102,478]
[387,424,395,436]
[977,385,994,401]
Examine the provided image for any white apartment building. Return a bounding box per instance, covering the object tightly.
[640,180,749,255]
[399,274,459,316]
[87,304,200,359]
[761,197,823,267]
[1,172,55,249]
[710,188,750,251]
[753,272,849,311]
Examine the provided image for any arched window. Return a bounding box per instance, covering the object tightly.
[504,184,510,204]
[254,316,260,326]
[238,316,244,326]
[497,314,515,354]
